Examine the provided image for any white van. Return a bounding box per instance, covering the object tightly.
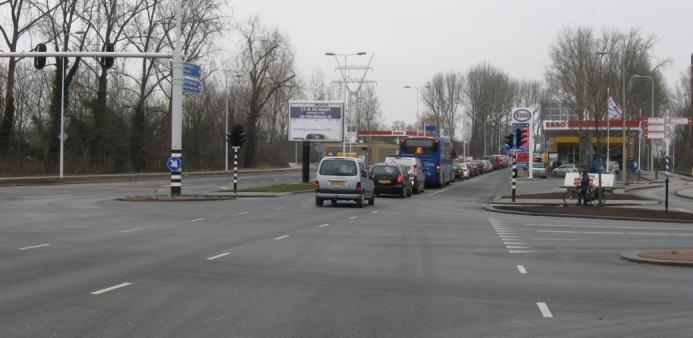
[315,157,375,208]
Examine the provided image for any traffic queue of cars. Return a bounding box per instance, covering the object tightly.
[452,156,508,181]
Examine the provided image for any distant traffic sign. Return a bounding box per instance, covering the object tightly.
[166,156,182,172]
[183,62,202,78]
[183,78,201,94]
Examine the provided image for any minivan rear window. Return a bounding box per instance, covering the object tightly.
[319,160,357,176]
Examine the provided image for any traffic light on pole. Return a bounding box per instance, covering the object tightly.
[34,43,47,69]
[227,124,246,147]
[100,43,115,69]
[504,133,514,147]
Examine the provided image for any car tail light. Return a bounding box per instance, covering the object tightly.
[314,180,320,192]
[355,182,362,193]
[396,175,404,184]
[436,164,441,173]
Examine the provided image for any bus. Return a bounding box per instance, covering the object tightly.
[399,136,454,187]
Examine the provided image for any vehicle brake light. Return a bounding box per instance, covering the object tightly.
[436,164,441,173]
[314,180,320,192]
[396,175,404,184]
[355,182,362,193]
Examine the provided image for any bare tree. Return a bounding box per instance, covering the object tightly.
[236,17,295,167]
[0,0,56,155]
[350,84,382,132]
[422,71,464,134]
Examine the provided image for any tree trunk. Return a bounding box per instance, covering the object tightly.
[0,57,17,155]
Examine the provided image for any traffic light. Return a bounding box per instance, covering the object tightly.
[519,128,529,147]
[100,43,115,69]
[227,124,247,147]
[34,43,47,69]
[504,133,514,147]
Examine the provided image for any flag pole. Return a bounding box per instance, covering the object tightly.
[606,88,610,173]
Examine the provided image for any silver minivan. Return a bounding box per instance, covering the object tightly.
[315,157,375,207]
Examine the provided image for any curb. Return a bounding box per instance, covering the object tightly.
[675,189,693,201]
[624,184,664,193]
[485,204,693,224]
[491,199,659,206]
[117,195,237,202]
[620,251,693,267]
[211,189,314,198]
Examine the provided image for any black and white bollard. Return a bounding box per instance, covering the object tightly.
[233,146,239,193]
[170,150,182,195]
[512,154,517,202]
[665,155,670,212]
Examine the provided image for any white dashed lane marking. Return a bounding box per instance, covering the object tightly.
[206,253,230,261]
[190,218,205,222]
[120,228,143,233]
[517,265,527,274]
[91,282,132,295]
[274,235,290,240]
[317,224,330,228]
[18,243,51,251]
[537,302,554,318]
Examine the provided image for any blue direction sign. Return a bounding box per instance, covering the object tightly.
[424,124,437,132]
[183,78,201,94]
[166,156,182,172]
[183,62,202,78]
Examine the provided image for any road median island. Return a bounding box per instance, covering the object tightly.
[621,250,693,267]
[675,187,693,200]
[213,183,314,197]
[487,204,693,223]
[118,195,236,202]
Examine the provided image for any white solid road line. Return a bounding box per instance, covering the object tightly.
[238,211,250,215]
[318,224,330,228]
[503,242,528,245]
[509,250,535,253]
[91,282,132,295]
[506,246,531,249]
[190,218,205,222]
[206,253,230,261]
[537,230,579,234]
[531,238,577,241]
[537,302,554,318]
[517,265,527,274]
[18,243,51,250]
[582,231,625,235]
[274,235,290,240]
[120,228,143,233]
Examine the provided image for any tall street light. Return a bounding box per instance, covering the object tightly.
[631,74,654,172]
[325,51,366,154]
[404,85,431,136]
[597,51,626,182]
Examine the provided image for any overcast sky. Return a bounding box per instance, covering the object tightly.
[229,0,693,127]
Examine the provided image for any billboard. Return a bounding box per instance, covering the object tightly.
[288,101,344,142]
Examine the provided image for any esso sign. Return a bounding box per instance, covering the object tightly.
[544,120,569,130]
[512,109,532,122]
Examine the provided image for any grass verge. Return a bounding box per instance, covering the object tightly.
[233,183,314,193]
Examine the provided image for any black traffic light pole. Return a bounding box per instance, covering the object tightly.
[302,142,310,183]
[233,146,239,193]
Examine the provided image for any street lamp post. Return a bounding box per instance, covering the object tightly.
[404,85,431,136]
[325,51,366,154]
[631,74,654,172]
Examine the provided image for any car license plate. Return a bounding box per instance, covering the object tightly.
[329,180,346,186]
[378,179,391,184]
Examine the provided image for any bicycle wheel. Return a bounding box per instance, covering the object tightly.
[563,190,579,206]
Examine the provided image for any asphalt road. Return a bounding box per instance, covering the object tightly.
[1,169,693,337]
